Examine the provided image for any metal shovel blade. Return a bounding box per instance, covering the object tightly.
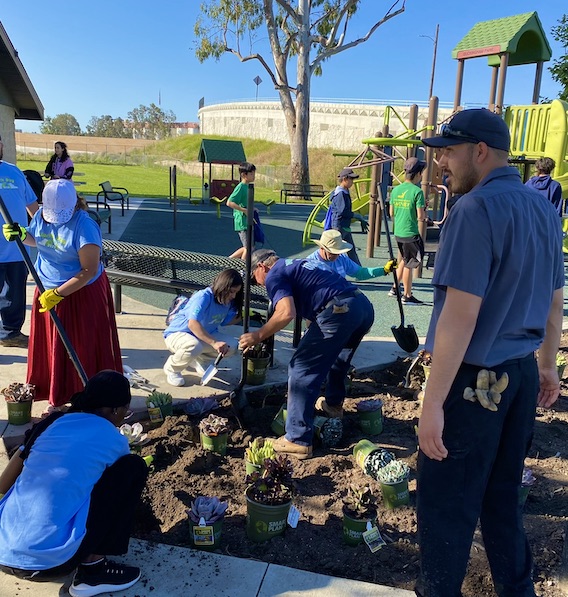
[391,323,420,354]
[200,353,224,386]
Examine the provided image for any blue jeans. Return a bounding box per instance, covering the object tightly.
[416,354,538,597]
[0,261,28,340]
[285,292,374,445]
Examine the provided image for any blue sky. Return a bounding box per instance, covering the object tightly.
[3,1,566,133]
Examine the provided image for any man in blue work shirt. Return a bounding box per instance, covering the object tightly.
[239,249,374,459]
[416,109,564,597]
[324,167,361,264]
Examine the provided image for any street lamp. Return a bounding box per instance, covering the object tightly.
[420,24,439,99]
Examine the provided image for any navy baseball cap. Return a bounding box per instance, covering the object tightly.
[337,167,359,179]
[423,109,510,152]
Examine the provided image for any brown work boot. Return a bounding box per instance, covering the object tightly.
[0,333,28,348]
[315,396,343,419]
[272,436,313,460]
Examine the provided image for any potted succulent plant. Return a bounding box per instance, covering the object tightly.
[146,390,173,426]
[519,467,536,508]
[375,460,411,509]
[556,353,566,380]
[199,414,230,456]
[188,496,228,550]
[356,398,383,435]
[342,484,379,546]
[1,382,35,425]
[120,422,154,467]
[245,343,271,385]
[244,438,275,476]
[245,455,296,542]
[418,349,432,381]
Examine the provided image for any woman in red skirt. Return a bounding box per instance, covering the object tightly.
[3,179,122,409]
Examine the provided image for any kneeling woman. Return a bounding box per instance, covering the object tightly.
[0,370,148,596]
[163,268,243,386]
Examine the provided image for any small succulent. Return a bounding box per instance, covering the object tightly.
[521,467,536,487]
[1,382,35,403]
[199,414,230,437]
[364,448,395,479]
[245,438,275,465]
[375,460,410,485]
[417,349,432,366]
[119,422,148,449]
[317,418,342,447]
[146,391,173,408]
[357,399,383,413]
[188,496,228,524]
[246,455,296,505]
[556,353,567,366]
[342,484,378,520]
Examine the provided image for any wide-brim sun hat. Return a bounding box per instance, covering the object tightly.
[313,229,352,254]
[42,179,77,224]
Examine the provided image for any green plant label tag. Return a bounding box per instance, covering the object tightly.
[363,526,385,553]
[193,524,215,546]
[287,505,300,528]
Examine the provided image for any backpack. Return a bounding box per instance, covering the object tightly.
[165,293,191,325]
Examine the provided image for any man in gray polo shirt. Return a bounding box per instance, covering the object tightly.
[416,109,564,597]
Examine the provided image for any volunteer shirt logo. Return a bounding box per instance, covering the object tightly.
[0,177,18,189]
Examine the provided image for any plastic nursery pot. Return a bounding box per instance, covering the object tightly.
[147,407,164,427]
[342,511,376,547]
[357,400,383,435]
[422,364,431,381]
[245,489,291,542]
[557,364,565,380]
[353,439,381,470]
[200,432,228,456]
[271,405,287,436]
[519,485,531,508]
[6,400,32,426]
[380,478,410,509]
[159,403,173,418]
[245,460,263,477]
[246,356,271,385]
[189,519,223,551]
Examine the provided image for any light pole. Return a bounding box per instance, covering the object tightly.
[420,24,439,99]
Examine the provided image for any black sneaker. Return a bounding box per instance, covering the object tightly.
[401,295,423,305]
[69,559,141,597]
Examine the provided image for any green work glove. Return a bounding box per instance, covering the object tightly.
[2,223,26,242]
[383,258,397,274]
[39,289,64,313]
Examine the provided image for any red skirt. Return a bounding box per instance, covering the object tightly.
[27,272,123,406]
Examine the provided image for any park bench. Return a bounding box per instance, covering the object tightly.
[280,183,325,204]
[87,199,112,234]
[98,181,130,216]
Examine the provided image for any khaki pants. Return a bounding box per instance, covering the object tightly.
[163,330,238,373]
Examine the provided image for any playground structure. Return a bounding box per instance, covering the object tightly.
[302,11,568,263]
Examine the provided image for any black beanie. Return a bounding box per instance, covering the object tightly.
[69,370,131,412]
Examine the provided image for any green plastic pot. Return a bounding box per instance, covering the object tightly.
[353,439,381,470]
[200,432,228,456]
[245,460,263,477]
[246,356,270,385]
[271,405,287,436]
[189,519,223,551]
[557,364,565,380]
[342,511,376,546]
[245,489,291,542]
[519,485,531,508]
[380,478,410,509]
[159,403,173,418]
[6,400,32,426]
[357,404,383,435]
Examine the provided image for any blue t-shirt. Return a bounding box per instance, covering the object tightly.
[0,413,129,570]
[265,258,356,321]
[306,249,361,278]
[163,287,238,338]
[27,208,103,288]
[425,166,564,367]
[0,161,37,263]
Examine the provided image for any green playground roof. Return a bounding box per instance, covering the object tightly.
[452,12,552,67]
[197,139,246,165]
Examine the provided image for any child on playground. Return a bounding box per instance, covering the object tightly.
[227,162,257,259]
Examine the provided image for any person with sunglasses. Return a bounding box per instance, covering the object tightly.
[415,108,563,597]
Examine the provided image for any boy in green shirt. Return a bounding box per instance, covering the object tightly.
[227,162,256,260]
[389,157,427,305]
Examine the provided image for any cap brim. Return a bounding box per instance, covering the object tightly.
[422,135,470,148]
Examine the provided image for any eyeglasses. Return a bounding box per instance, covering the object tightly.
[440,123,480,144]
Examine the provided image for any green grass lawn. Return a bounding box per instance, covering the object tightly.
[16,160,276,201]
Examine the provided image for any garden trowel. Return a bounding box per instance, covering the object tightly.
[201,353,224,386]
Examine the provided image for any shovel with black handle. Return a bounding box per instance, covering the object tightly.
[0,194,88,385]
[377,186,420,353]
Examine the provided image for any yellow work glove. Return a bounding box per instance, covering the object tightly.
[39,289,64,313]
[383,258,397,275]
[463,369,509,412]
[2,223,26,242]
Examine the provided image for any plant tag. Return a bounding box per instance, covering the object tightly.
[192,524,215,546]
[287,505,300,528]
[147,407,164,426]
[363,525,385,553]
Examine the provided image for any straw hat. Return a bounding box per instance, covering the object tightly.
[313,230,352,254]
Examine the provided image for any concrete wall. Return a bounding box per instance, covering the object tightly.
[0,104,16,163]
[199,101,454,151]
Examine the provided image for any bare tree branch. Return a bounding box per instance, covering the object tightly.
[274,0,299,25]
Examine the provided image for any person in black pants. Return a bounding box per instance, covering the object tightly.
[0,370,148,597]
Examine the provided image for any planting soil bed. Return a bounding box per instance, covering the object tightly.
[133,337,568,596]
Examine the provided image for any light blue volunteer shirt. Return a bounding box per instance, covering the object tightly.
[306,249,360,278]
[0,161,37,263]
[163,287,238,338]
[425,166,564,367]
[0,414,129,570]
[27,208,103,288]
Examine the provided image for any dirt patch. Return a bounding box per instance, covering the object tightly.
[133,339,568,596]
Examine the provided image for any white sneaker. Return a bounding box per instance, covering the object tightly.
[164,369,185,387]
